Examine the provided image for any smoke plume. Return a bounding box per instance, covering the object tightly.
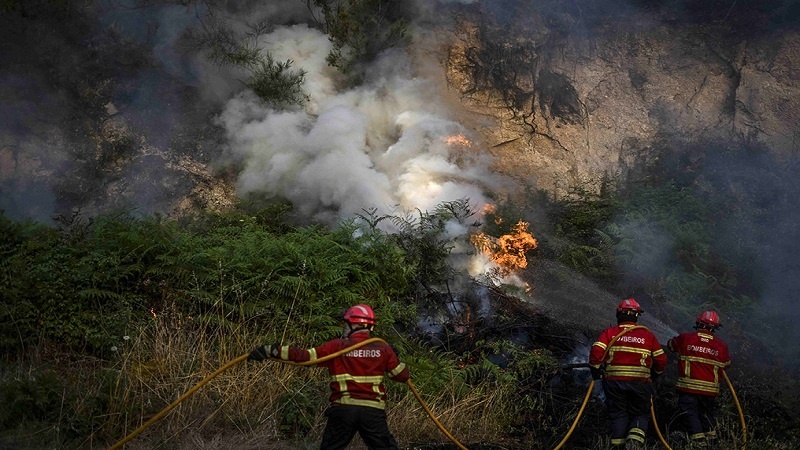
[216,23,496,225]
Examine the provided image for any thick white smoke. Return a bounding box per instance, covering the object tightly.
[216,24,497,226]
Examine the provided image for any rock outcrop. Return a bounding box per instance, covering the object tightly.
[443,4,800,196]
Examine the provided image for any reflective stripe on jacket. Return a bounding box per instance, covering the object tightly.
[277,330,410,409]
[668,331,730,396]
[589,322,667,381]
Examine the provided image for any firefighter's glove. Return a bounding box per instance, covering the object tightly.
[248,344,279,361]
[590,367,604,380]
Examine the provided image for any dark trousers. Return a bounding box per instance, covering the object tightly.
[602,380,655,444]
[320,404,398,450]
[678,392,717,438]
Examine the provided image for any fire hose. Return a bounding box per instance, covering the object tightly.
[553,326,674,450]
[555,326,747,450]
[108,337,467,450]
[723,370,747,450]
[549,378,676,450]
[107,334,745,450]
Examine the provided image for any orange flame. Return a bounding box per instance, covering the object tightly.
[471,220,538,276]
[481,204,503,225]
[444,134,471,147]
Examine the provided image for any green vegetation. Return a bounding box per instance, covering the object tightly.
[544,177,759,324]
[189,0,412,106]
[2,182,798,448]
[306,0,410,78]
[190,21,309,108]
[0,204,413,355]
[0,202,564,448]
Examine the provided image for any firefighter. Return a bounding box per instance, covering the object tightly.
[589,298,667,449]
[667,311,731,449]
[248,304,410,450]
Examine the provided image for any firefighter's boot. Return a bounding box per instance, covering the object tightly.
[625,427,646,450]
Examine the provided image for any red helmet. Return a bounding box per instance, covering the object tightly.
[696,310,720,327]
[343,304,376,325]
[617,298,644,313]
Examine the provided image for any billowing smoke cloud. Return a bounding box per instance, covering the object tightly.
[216,24,498,225]
[1,0,505,285]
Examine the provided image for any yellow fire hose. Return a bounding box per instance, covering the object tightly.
[552,377,596,450]
[108,353,250,450]
[109,337,467,450]
[723,370,747,450]
[405,378,468,450]
[553,325,674,450]
[107,333,745,450]
[649,400,673,450]
[555,326,748,450]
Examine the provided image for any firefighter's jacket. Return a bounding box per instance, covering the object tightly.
[275,330,409,410]
[668,331,730,396]
[589,322,667,381]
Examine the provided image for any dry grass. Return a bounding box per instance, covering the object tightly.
[396,378,524,447]
[99,307,312,447]
[100,308,516,449]
[5,307,791,450]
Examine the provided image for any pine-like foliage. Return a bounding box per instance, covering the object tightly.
[306,0,410,79]
[187,14,308,108]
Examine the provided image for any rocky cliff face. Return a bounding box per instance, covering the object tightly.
[442,3,800,197]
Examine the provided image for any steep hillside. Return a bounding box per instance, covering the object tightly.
[0,0,237,221]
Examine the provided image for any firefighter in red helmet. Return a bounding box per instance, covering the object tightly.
[589,298,667,449]
[249,304,410,450]
[667,311,731,449]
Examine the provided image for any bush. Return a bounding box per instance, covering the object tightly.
[307,0,410,78]
[0,205,421,356]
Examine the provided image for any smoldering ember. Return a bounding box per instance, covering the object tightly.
[1,1,799,449]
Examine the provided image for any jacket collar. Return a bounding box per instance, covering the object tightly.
[348,329,372,340]
[697,331,714,340]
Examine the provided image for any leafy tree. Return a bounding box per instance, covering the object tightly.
[246,54,309,108]
[188,14,308,108]
[386,199,481,327]
[306,0,410,78]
